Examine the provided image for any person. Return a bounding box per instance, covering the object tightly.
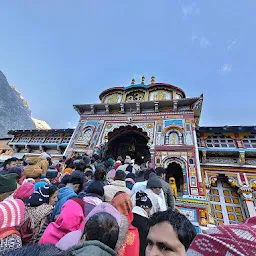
[51,176,80,221]
[146,209,196,256]
[0,173,18,201]
[0,199,25,254]
[117,156,133,174]
[23,156,49,178]
[132,175,166,215]
[104,170,132,203]
[20,184,58,244]
[68,212,119,256]
[111,192,140,256]
[187,216,256,256]
[125,172,136,190]
[1,157,18,174]
[39,200,85,245]
[94,165,107,183]
[132,191,152,256]
[155,167,175,209]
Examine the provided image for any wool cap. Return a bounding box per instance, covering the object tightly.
[187,216,256,256]
[114,170,126,181]
[146,176,162,189]
[0,173,18,194]
[87,181,104,197]
[107,169,116,181]
[13,182,34,201]
[135,191,152,209]
[114,161,122,170]
[63,168,73,174]
[0,199,25,228]
[34,181,47,191]
[27,185,50,206]
[46,169,58,179]
[86,202,121,227]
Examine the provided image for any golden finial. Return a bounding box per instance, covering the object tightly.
[131,79,135,85]
[141,76,145,84]
[151,76,155,83]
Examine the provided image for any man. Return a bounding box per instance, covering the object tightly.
[0,173,18,201]
[132,175,166,215]
[146,209,196,256]
[104,170,132,203]
[155,167,175,210]
[0,157,18,174]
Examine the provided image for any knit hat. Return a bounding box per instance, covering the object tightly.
[147,176,162,189]
[22,178,35,184]
[63,168,73,174]
[107,169,116,181]
[13,182,34,201]
[27,185,50,206]
[187,216,256,256]
[111,192,133,223]
[46,169,58,179]
[114,161,122,170]
[114,170,126,181]
[135,191,152,209]
[0,173,18,194]
[126,172,136,180]
[35,181,47,191]
[0,199,25,228]
[87,181,104,197]
[86,202,121,227]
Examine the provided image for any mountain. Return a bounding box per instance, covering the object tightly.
[0,71,36,137]
[32,118,51,130]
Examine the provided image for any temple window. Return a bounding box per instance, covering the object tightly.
[61,137,71,144]
[242,135,256,148]
[157,125,162,133]
[197,138,201,147]
[189,159,194,165]
[44,136,61,144]
[205,135,236,148]
[165,130,182,145]
[18,137,31,143]
[30,136,45,143]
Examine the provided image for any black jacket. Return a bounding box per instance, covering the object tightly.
[132,213,150,256]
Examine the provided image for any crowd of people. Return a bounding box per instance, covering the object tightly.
[0,153,256,256]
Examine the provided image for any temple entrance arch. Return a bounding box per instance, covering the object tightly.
[163,157,186,196]
[105,125,151,162]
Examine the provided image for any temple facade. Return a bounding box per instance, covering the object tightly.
[6,76,256,232]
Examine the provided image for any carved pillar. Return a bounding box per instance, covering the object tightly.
[105,104,109,114]
[173,100,178,112]
[239,151,245,165]
[154,102,159,112]
[136,102,140,113]
[90,104,95,114]
[120,103,124,114]
[178,136,182,144]
[202,150,207,163]
[238,186,256,217]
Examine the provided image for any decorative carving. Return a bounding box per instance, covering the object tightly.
[202,150,207,163]
[239,151,245,164]
[141,76,145,84]
[185,132,193,145]
[199,209,208,226]
[131,79,135,85]
[207,158,237,164]
[151,76,155,83]
[250,179,256,190]
[238,185,254,201]
[126,91,145,102]
[246,160,256,165]
[209,176,217,187]
[227,176,237,187]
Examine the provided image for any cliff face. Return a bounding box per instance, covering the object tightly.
[32,118,51,130]
[0,71,36,137]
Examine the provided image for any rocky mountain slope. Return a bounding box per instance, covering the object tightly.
[0,71,39,137]
[32,118,51,130]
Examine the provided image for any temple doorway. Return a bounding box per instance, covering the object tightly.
[106,125,151,162]
[166,162,184,196]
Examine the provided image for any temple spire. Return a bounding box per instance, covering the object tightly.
[141,76,145,84]
[151,76,155,83]
[131,79,135,85]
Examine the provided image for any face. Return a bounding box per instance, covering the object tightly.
[146,221,186,256]
[152,187,161,195]
[7,161,17,169]
[73,184,80,193]
[49,191,58,205]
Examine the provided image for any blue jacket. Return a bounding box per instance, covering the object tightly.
[51,186,77,221]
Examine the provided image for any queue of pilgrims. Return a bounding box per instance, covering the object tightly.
[0,152,256,256]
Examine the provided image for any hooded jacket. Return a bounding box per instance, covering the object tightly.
[51,186,77,221]
[104,181,131,203]
[68,240,117,256]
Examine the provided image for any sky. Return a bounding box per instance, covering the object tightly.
[0,1,255,129]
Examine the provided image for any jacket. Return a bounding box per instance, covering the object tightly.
[132,207,150,256]
[158,177,175,209]
[51,186,77,221]
[23,158,49,178]
[68,240,117,256]
[104,181,131,203]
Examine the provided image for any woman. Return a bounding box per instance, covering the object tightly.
[111,192,139,256]
[19,184,58,245]
[39,199,85,245]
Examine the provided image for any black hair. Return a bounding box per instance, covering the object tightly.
[3,157,18,168]
[155,167,166,177]
[60,174,71,185]
[149,209,197,251]
[69,176,83,185]
[84,212,119,250]
[84,170,93,178]
[94,166,107,182]
[48,184,58,198]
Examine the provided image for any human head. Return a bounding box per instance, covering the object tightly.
[187,216,256,256]
[48,184,58,205]
[135,191,152,216]
[3,157,17,169]
[144,168,155,181]
[13,182,35,201]
[87,181,104,197]
[114,170,126,181]
[84,212,119,250]
[124,155,132,164]
[146,209,196,256]
[146,176,162,195]
[66,176,83,193]
[84,170,93,180]
[94,166,106,182]
[114,160,122,170]
[111,191,133,223]
[155,167,166,180]
[0,173,18,201]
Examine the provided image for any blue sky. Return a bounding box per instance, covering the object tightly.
[0,1,255,128]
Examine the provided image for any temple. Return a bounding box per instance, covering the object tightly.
[4,76,256,232]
